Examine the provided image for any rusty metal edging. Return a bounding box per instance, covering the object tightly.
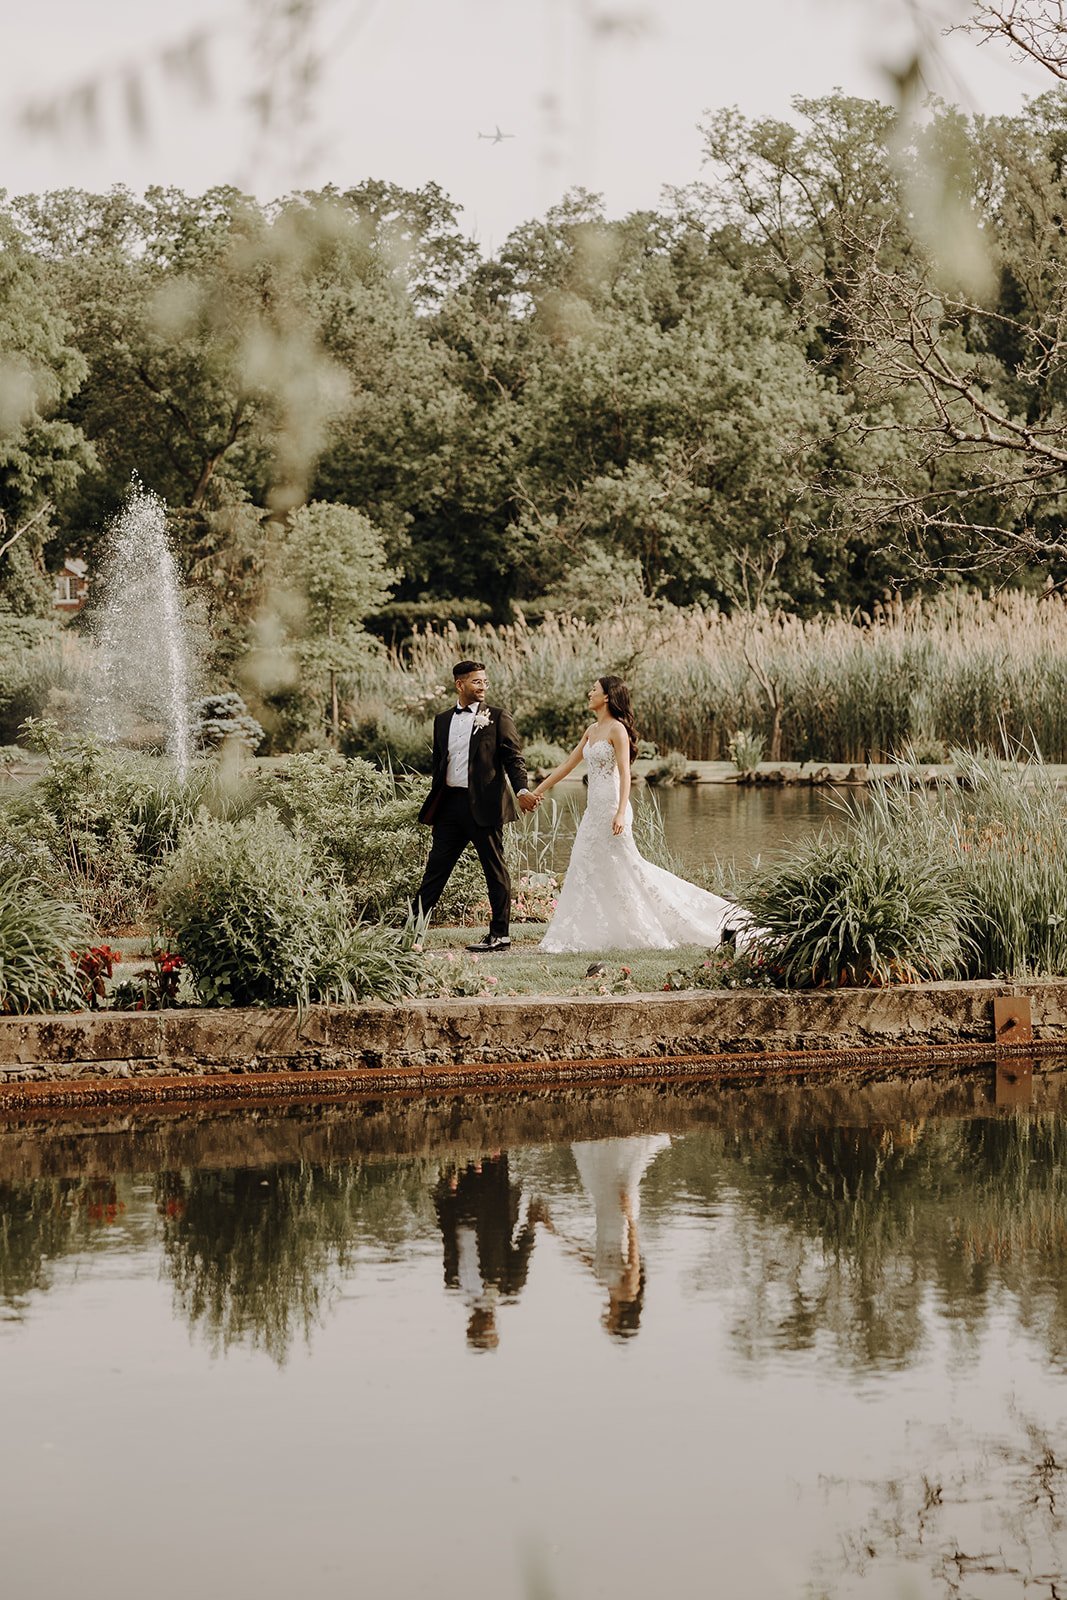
[0,1036,1058,1115]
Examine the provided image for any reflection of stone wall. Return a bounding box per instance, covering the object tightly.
[3,1069,1067,1185]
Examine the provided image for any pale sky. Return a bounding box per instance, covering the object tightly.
[0,0,1052,252]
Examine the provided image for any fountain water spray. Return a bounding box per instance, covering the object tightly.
[91,480,194,777]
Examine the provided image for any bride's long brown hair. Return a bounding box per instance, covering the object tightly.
[597,675,639,763]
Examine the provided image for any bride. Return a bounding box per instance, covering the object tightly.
[532,676,744,954]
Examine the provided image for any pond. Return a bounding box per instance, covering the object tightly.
[2,1071,1065,1599]
[546,779,856,876]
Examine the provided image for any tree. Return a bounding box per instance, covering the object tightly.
[11,187,350,546]
[266,500,395,744]
[315,180,479,312]
[0,211,93,610]
[502,227,842,608]
[686,95,905,375]
[830,85,1067,575]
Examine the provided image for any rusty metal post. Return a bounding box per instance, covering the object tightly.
[993,995,1033,1044]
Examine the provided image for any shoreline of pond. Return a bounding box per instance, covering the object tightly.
[0,977,1061,1109]
[9,755,1067,789]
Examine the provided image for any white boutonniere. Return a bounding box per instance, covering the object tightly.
[472,705,492,732]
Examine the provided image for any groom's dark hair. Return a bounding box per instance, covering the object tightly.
[453,660,485,678]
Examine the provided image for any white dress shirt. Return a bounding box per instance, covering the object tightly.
[445,702,528,795]
[446,702,477,787]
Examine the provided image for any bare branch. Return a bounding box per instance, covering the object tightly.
[958,2,1067,82]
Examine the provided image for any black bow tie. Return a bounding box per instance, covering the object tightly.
[456,704,474,714]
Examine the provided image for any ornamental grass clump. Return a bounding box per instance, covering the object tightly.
[949,752,1067,978]
[154,809,422,1008]
[739,787,970,987]
[0,862,87,1014]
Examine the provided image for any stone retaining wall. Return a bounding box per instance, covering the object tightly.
[1,979,1065,1104]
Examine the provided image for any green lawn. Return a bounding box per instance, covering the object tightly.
[102,924,716,998]
[419,923,711,995]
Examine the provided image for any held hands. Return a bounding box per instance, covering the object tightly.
[518,790,541,814]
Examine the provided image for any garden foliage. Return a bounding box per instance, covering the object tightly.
[154,809,423,1008]
[0,861,87,1014]
[193,693,265,753]
[741,754,1067,985]
[264,751,485,922]
[741,810,970,987]
[4,721,264,927]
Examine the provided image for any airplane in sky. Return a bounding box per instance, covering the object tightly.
[477,125,515,144]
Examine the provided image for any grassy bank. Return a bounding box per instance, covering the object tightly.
[5,726,1067,1017]
[102,924,720,1001]
[415,927,740,997]
[345,590,1067,765]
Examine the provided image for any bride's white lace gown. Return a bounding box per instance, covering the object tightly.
[540,738,740,953]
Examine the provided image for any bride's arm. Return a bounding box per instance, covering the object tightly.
[530,733,588,799]
[611,722,631,835]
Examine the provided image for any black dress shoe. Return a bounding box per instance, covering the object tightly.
[466,934,512,953]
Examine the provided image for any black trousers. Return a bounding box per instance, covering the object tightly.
[414,787,511,936]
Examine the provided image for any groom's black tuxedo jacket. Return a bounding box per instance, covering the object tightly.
[419,703,529,830]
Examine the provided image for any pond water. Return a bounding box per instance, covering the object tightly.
[546,780,856,877]
[2,1072,1065,1599]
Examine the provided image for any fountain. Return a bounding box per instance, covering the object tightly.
[90,480,194,777]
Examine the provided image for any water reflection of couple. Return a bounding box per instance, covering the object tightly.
[570,1134,670,1339]
[433,1136,669,1347]
[433,1153,543,1351]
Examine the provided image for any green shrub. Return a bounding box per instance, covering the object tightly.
[522,738,569,775]
[7,723,265,927]
[0,862,87,1013]
[727,728,764,774]
[155,809,422,1007]
[193,693,265,753]
[738,756,1067,985]
[265,750,394,821]
[740,793,970,987]
[263,753,487,923]
[341,706,433,771]
[949,753,1067,978]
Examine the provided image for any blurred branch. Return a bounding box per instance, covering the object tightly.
[17,29,213,148]
[13,0,347,184]
[0,500,53,564]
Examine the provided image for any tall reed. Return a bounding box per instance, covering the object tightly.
[346,591,1067,763]
[741,754,1067,983]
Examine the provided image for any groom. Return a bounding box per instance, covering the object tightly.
[413,660,537,953]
